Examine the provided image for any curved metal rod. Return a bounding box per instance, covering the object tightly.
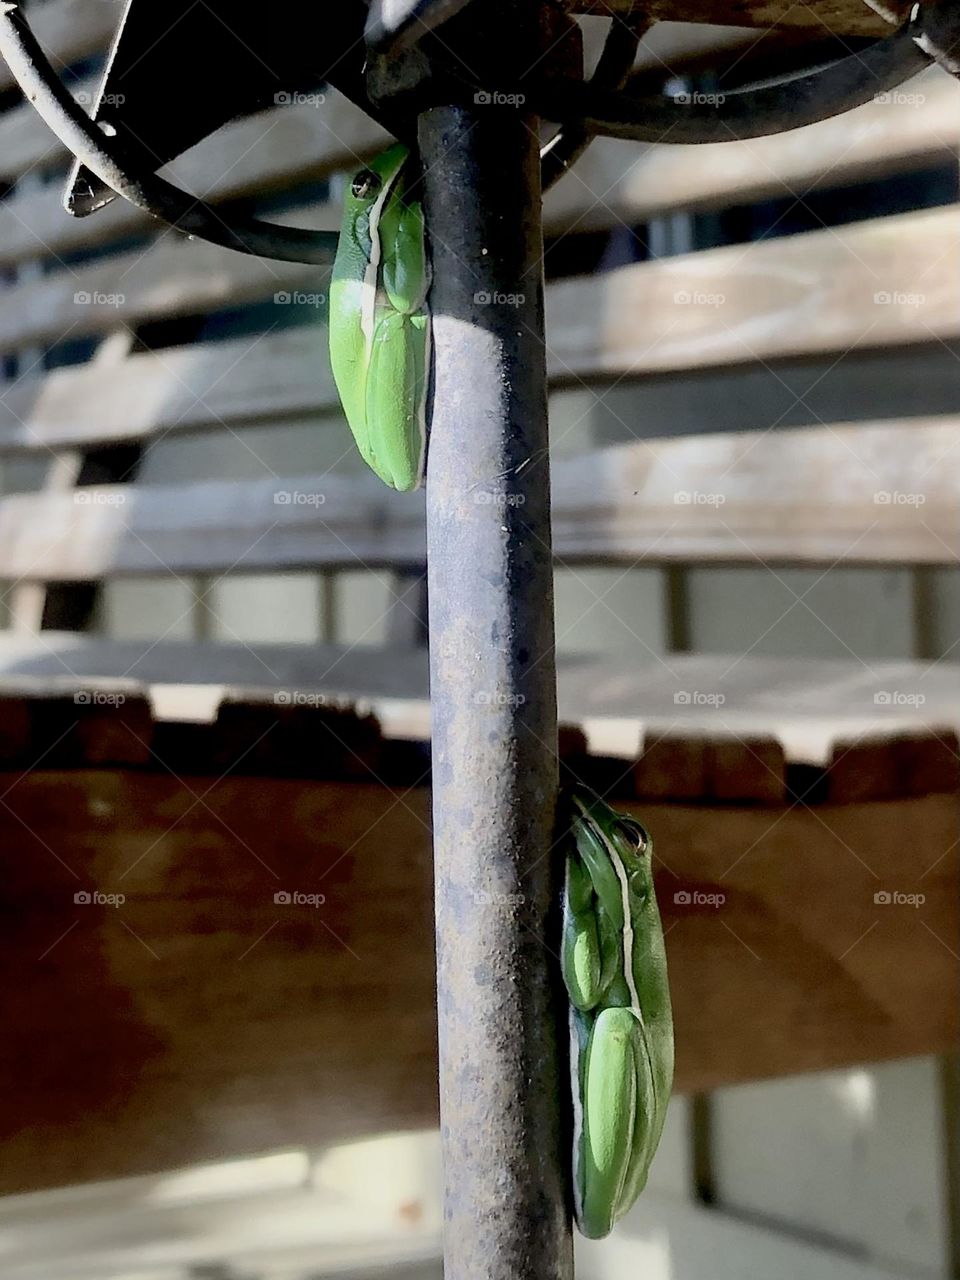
[541,14,649,192]
[0,0,943,261]
[533,18,931,143]
[0,0,605,261]
[0,2,339,265]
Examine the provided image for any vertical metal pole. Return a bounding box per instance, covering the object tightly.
[419,102,573,1278]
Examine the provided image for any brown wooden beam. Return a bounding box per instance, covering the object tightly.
[0,761,955,1195]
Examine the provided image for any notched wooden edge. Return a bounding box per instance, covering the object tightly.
[0,690,392,781]
[633,732,787,805]
[631,730,960,806]
[827,730,960,803]
[0,690,956,806]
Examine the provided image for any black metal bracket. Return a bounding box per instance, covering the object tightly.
[370,3,933,143]
[0,0,954,265]
[0,0,341,263]
[538,20,930,142]
[63,1,377,219]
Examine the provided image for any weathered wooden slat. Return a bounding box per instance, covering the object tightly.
[0,217,321,351]
[0,765,952,1194]
[0,327,338,449]
[544,68,960,234]
[0,473,425,576]
[2,418,960,576]
[1,200,956,371]
[547,203,960,379]
[1,329,957,461]
[548,419,960,564]
[3,65,955,269]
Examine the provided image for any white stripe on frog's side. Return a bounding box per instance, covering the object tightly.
[359,159,407,351]
[609,843,643,1025]
[609,837,660,1122]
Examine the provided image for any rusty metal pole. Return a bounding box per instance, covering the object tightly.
[419,94,573,1280]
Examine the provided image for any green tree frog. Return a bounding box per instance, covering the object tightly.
[329,144,430,492]
[562,787,674,1238]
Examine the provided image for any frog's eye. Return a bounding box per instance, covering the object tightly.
[619,818,649,855]
[351,169,382,200]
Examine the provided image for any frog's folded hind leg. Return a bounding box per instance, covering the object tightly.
[577,1006,640,1239]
